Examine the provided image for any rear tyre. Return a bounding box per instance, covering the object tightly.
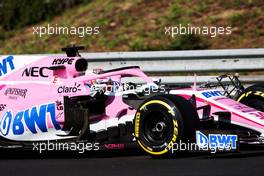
[236,84,264,112]
[134,95,200,157]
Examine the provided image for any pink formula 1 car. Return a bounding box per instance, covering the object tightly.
[1,46,264,157]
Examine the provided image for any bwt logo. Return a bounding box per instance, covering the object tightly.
[202,90,223,98]
[196,131,238,153]
[0,56,15,77]
[0,103,61,136]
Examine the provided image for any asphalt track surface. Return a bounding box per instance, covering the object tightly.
[0,145,263,176]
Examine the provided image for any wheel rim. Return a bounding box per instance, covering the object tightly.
[142,111,171,146]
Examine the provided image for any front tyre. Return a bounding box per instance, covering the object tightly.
[236,84,264,112]
[134,96,182,156]
[134,95,200,157]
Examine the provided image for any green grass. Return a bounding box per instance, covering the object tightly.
[0,0,263,54]
[230,12,243,25]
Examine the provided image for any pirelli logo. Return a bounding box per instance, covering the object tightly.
[134,112,141,138]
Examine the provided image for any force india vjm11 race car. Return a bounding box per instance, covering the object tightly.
[0,46,264,157]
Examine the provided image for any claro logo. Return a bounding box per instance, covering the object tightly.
[57,82,81,93]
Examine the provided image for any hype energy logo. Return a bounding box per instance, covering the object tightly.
[0,56,15,78]
[196,131,238,153]
[0,103,61,136]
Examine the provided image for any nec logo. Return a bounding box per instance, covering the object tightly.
[202,91,223,98]
[0,56,15,77]
[22,67,49,77]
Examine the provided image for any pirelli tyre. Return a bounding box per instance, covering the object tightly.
[236,84,264,112]
[134,95,200,157]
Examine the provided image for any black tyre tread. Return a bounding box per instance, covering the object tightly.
[135,95,183,157]
[140,95,184,137]
[162,94,200,141]
[248,83,264,89]
[139,94,200,140]
[237,84,264,112]
[244,84,264,92]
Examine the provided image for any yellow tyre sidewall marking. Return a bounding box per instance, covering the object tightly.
[254,91,264,98]
[237,91,252,102]
[237,91,264,102]
[140,100,175,116]
[136,100,179,155]
[135,112,140,138]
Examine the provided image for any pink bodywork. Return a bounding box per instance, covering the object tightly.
[1,55,264,141]
[170,89,264,134]
[0,55,151,141]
